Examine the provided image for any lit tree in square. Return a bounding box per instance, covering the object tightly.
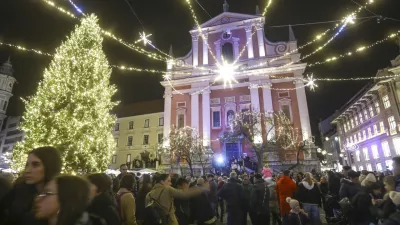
[12,15,117,173]
[220,111,303,172]
[162,126,212,176]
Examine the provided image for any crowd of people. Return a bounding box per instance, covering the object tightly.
[3,146,400,225]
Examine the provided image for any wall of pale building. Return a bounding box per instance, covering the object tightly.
[111,112,164,170]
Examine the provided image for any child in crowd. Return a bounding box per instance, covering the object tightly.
[286,197,309,225]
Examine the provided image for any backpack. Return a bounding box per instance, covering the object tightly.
[115,192,131,223]
[339,197,353,216]
[143,188,170,225]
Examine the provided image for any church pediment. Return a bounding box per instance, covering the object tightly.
[198,12,260,29]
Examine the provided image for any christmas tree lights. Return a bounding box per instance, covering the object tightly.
[12,15,117,173]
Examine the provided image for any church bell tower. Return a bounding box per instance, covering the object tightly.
[0,58,17,128]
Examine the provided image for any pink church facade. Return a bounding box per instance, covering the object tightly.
[161,7,316,169]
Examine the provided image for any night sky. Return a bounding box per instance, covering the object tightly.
[0,0,399,139]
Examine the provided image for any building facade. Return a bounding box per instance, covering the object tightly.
[161,3,318,171]
[110,112,164,170]
[0,116,25,153]
[332,55,400,172]
[319,115,343,171]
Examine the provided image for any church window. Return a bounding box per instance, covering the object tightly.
[178,114,185,128]
[129,121,134,130]
[212,111,221,128]
[222,42,234,63]
[144,119,149,128]
[3,101,7,111]
[280,104,292,121]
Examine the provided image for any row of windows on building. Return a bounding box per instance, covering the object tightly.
[352,138,400,163]
[345,118,395,146]
[352,160,393,172]
[114,117,164,131]
[342,97,387,133]
[115,133,164,147]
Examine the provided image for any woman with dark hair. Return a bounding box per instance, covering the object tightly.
[87,173,121,225]
[145,173,207,225]
[117,174,138,225]
[34,175,104,225]
[136,174,152,225]
[1,146,62,225]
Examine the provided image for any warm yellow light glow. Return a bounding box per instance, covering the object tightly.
[215,62,238,88]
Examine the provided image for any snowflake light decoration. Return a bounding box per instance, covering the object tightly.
[306,74,318,91]
[136,31,153,47]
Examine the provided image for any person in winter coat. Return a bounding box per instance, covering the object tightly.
[250,174,270,225]
[242,175,253,225]
[382,191,400,225]
[1,146,62,225]
[286,197,308,225]
[174,178,191,225]
[34,175,105,225]
[370,176,396,224]
[392,156,400,192]
[216,177,225,222]
[351,182,383,225]
[319,176,329,196]
[295,172,321,225]
[217,172,245,225]
[339,170,361,200]
[192,178,217,225]
[87,173,120,225]
[207,174,218,214]
[116,174,138,225]
[327,171,341,197]
[276,170,297,225]
[145,174,207,225]
[266,177,281,225]
[136,174,152,225]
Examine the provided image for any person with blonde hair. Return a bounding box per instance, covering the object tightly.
[295,172,322,225]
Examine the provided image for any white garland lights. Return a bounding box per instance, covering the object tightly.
[2,0,395,93]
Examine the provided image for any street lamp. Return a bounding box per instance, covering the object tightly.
[317,148,322,153]
[322,150,327,155]
[325,137,329,141]
[339,153,344,157]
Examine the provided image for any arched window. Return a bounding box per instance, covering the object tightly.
[222,42,234,63]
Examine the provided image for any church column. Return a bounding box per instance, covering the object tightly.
[202,89,211,146]
[163,87,172,147]
[295,79,312,141]
[245,25,254,59]
[255,23,266,57]
[202,33,208,65]
[192,34,199,67]
[262,83,275,140]
[191,92,199,131]
[249,84,262,143]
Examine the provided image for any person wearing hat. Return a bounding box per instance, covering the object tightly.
[339,170,361,200]
[217,171,245,225]
[286,197,308,225]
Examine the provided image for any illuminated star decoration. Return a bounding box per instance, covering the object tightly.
[215,61,238,88]
[306,74,318,91]
[135,31,154,48]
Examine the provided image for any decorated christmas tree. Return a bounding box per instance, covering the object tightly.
[12,15,117,172]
